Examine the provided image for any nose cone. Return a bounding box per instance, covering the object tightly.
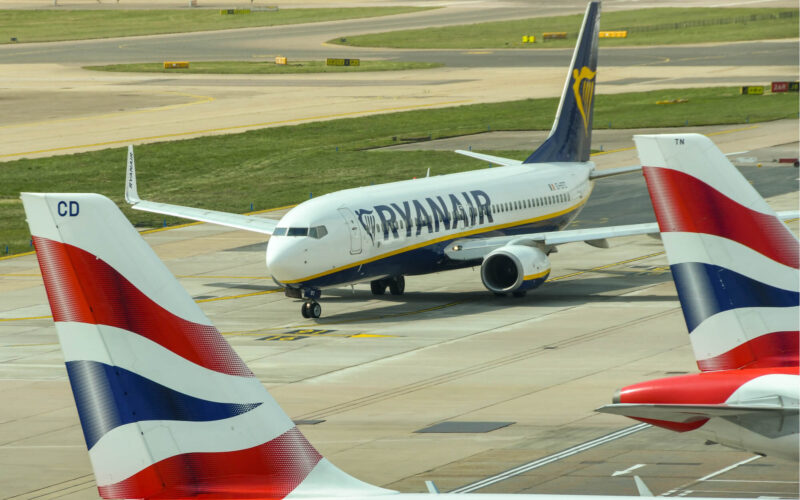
[266,237,305,283]
[266,238,288,280]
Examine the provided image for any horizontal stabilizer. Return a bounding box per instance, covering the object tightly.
[596,403,798,424]
[454,150,523,167]
[589,165,641,179]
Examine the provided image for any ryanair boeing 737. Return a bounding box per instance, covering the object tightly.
[123,2,790,319]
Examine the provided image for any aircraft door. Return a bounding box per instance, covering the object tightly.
[337,207,362,255]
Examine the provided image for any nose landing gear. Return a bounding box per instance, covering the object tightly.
[300,287,322,319]
[301,300,322,319]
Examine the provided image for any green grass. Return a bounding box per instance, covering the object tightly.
[1,86,797,255]
[330,8,799,49]
[84,60,443,74]
[0,7,432,44]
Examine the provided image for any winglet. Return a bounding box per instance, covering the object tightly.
[124,145,140,204]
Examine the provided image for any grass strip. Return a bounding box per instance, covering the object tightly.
[85,60,443,74]
[330,8,798,49]
[1,86,796,255]
[0,7,432,44]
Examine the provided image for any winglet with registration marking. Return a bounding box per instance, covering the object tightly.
[125,145,140,204]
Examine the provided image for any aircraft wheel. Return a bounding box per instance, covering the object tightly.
[301,302,310,318]
[389,276,405,295]
[310,302,322,318]
[370,280,386,295]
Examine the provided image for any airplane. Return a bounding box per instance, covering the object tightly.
[122,1,798,320]
[596,133,799,461]
[123,1,636,319]
[20,188,758,499]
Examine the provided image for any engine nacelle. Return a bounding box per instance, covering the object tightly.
[480,244,551,294]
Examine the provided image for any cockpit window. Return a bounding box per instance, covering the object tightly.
[309,226,328,239]
[273,227,287,236]
[287,227,309,237]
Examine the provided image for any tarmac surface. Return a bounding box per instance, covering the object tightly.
[0,2,799,499]
[1,133,798,499]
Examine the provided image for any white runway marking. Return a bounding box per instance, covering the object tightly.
[451,423,651,493]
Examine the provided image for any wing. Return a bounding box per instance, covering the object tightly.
[446,211,799,261]
[596,403,798,423]
[125,146,279,235]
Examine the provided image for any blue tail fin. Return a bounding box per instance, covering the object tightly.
[524,1,600,164]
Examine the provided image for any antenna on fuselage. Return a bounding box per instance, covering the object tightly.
[426,168,430,178]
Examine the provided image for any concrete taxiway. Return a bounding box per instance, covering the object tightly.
[1,128,798,499]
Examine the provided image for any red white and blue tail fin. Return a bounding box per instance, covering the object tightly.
[21,193,388,499]
[635,134,799,372]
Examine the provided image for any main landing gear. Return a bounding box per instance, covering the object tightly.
[370,275,405,296]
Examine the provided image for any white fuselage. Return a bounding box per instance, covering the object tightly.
[266,163,594,290]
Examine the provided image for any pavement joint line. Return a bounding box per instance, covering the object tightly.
[0,99,471,159]
[195,288,284,303]
[450,423,651,493]
[4,474,95,500]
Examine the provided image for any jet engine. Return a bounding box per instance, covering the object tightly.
[480,244,551,295]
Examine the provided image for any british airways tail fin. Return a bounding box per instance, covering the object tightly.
[21,193,388,499]
[635,134,799,372]
[524,1,600,164]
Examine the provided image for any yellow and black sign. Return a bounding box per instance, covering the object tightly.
[740,86,764,95]
[164,61,189,69]
[543,32,567,40]
[326,58,360,67]
[220,9,251,15]
[275,56,287,65]
[599,30,627,38]
[522,35,535,43]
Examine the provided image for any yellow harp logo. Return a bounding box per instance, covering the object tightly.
[571,66,596,134]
